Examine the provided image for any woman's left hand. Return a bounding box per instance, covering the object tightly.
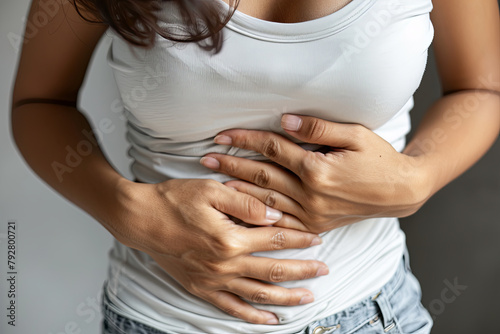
[200,114,431,234]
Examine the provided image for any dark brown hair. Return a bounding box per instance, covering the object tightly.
[73,0,239,53]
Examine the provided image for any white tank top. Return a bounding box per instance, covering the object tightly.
[103,0,434,332]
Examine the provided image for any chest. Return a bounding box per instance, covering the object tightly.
[220,0,354,23]
[108,0,434,141]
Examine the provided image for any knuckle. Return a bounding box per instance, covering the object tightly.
[224,160,238,175]
[202,179,221,193]
[299,155,323,184]
[213,235,242,258]
[221,306,242,319]
[269,262,286,282]
[276,290,296,305]
[310,172,328,187]
[270,232,286,250]
[308,171,328,188]
[282,293,293,305]
[239,135,251,150]
[303,194,323,214]
[184,282,203,296]
[263,191,277,207]
[307,119,328,141]
[248,313,265,324]
[204,260,227,275]
[252,169,271,188]
[218,245,240,259]
[295,231,314,248]
[251,289,271,304]
[245,196,263,219]
[263,137,282,159]
[301,262,320,280]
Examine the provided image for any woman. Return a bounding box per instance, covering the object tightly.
[11,0,499,333]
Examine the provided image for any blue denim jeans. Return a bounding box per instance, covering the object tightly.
[101,248,432,334]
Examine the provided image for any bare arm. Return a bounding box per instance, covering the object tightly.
[10,1,126,234]
[11,1,328,324]
[196,0,500,233]
[402,0,500,198]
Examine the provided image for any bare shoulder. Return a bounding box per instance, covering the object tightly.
[430,0,500,93]
[12,0,109,107]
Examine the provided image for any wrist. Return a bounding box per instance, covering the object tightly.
[96,176,148,249]
[395,153,435,215]
[110,178,177,255]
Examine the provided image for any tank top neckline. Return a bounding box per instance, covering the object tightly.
[216,0,376,42]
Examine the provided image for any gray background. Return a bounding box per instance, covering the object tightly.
[0,1,498,333]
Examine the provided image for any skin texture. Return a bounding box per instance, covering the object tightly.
[220,0,353,23]
[201,0,500,234]
[11,0,500,326]
[11,0,326,325]
[201,118,428,234]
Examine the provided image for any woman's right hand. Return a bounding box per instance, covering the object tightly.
[10,1,326,324]
[112,178,329,325]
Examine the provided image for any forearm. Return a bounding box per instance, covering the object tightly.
[403,90,500,200]
[11,102,133,236]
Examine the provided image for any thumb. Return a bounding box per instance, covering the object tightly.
[280,114,362,149]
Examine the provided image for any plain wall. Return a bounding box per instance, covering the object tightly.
[402,46,500,332]
[1,1,498,333]
[1,1,130,333]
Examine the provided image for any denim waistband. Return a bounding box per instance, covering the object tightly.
[304,248,411,334]
[101,238,411,334]
[102,287,172,334]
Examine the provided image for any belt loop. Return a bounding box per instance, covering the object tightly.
[373,290,397,332]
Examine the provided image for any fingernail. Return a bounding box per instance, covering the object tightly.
[214,135,232,145]
[310,237,322,246]
[281,115,302,131]
[265,206,282,222]
[316,266,329,277]
[299,294,314,305]
[265,315,279,325]
[200,157,220,169]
